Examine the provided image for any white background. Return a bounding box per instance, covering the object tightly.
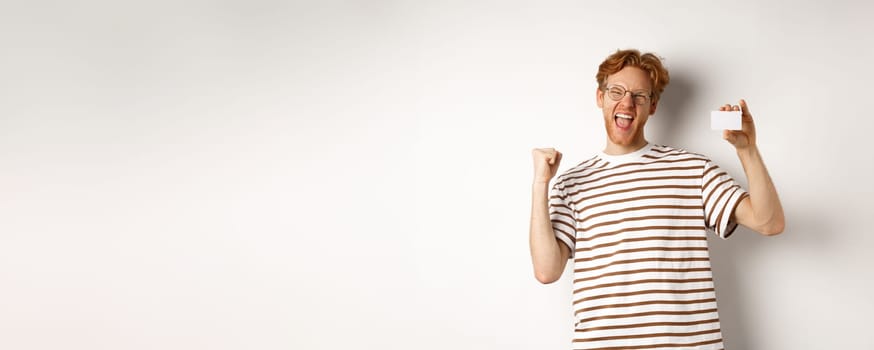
[2,1,873,349]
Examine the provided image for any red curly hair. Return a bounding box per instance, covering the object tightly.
[596,49,670,103]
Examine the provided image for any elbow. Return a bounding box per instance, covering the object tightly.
[760,218,785,236]
[534,269,562,284]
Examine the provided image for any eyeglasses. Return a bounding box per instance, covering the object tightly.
[603,85,652,106]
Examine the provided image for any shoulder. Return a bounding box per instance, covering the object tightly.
[649,144,713,163]
[553,154,602,190]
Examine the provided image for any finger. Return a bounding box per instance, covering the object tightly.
[533,149,553,163]
[732,105,740,111]
[534,148,554,157]
[739,99,751,117]
[547,152,557,165]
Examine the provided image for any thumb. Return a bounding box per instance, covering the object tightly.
[723,130,735,143]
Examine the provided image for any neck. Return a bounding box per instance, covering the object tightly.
[603,138,649,155]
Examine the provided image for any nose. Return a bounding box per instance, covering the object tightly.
[618,91,635,107]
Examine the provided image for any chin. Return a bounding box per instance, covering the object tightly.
[606,129,639,146]
[609,137,636,147]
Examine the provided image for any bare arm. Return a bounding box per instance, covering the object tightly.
[529,148,571,284]
[721,100,785,235]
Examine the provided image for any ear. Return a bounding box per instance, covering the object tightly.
[596,87,604,109]
[649,99,658,116]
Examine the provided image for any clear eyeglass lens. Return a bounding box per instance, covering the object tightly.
[632,95,648,105]
[606,86,649,105]
[607,87,625,100]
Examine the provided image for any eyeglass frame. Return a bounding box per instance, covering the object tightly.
[601,84,653,106]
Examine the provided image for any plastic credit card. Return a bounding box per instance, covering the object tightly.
[711,110,742,130]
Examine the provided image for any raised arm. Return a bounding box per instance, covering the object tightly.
[530,148,571,284]
[721,100,785,235]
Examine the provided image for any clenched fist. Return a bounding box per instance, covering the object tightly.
[532,148,562,184]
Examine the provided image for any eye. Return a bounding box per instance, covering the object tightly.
[607,87,625,99]
[632,92,651,105]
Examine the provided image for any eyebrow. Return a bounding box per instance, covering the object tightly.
[607,84,652,94]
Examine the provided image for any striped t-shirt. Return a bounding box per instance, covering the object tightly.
[549,143,748,350]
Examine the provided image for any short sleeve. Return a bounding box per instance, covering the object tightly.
[549,182,577,258]
[701,160,750,239]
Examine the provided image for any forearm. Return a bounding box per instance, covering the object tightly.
[737,146,785,234]
[529,182,568,283]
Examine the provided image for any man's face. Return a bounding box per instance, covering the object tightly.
[596,66,657,150]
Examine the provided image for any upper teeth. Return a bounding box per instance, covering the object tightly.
[616,114,633,119]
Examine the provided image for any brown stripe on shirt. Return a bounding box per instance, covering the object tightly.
[702,178,733,206]
[563,164,705,190]
[577,205,703,224]
[572,184,700,206]
[574,287,715,304]
[702,170,727,190]
[580,215,704,232]
[559,156,611,180]
[573,267,712,284]
[573,277,713,294]
[577,308,719,324]
[575,257,712,274]
[576,225,706,243]
[710,186,740,229]
[578,195,702,213]
[576,236,706,253]
[550,210,575,221]
[565,175,701,198]
[702,163,720,178]
[575,297,718,313]
[574,246,710,263]
[575,317,720,332]
[571,337,724,350]
[574,327,721,343]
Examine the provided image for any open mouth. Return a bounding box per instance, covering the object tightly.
[614,113,634,130]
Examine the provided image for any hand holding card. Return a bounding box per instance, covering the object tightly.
[718,99,756,151]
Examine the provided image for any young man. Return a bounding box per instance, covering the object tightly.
[529,49,784,349]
